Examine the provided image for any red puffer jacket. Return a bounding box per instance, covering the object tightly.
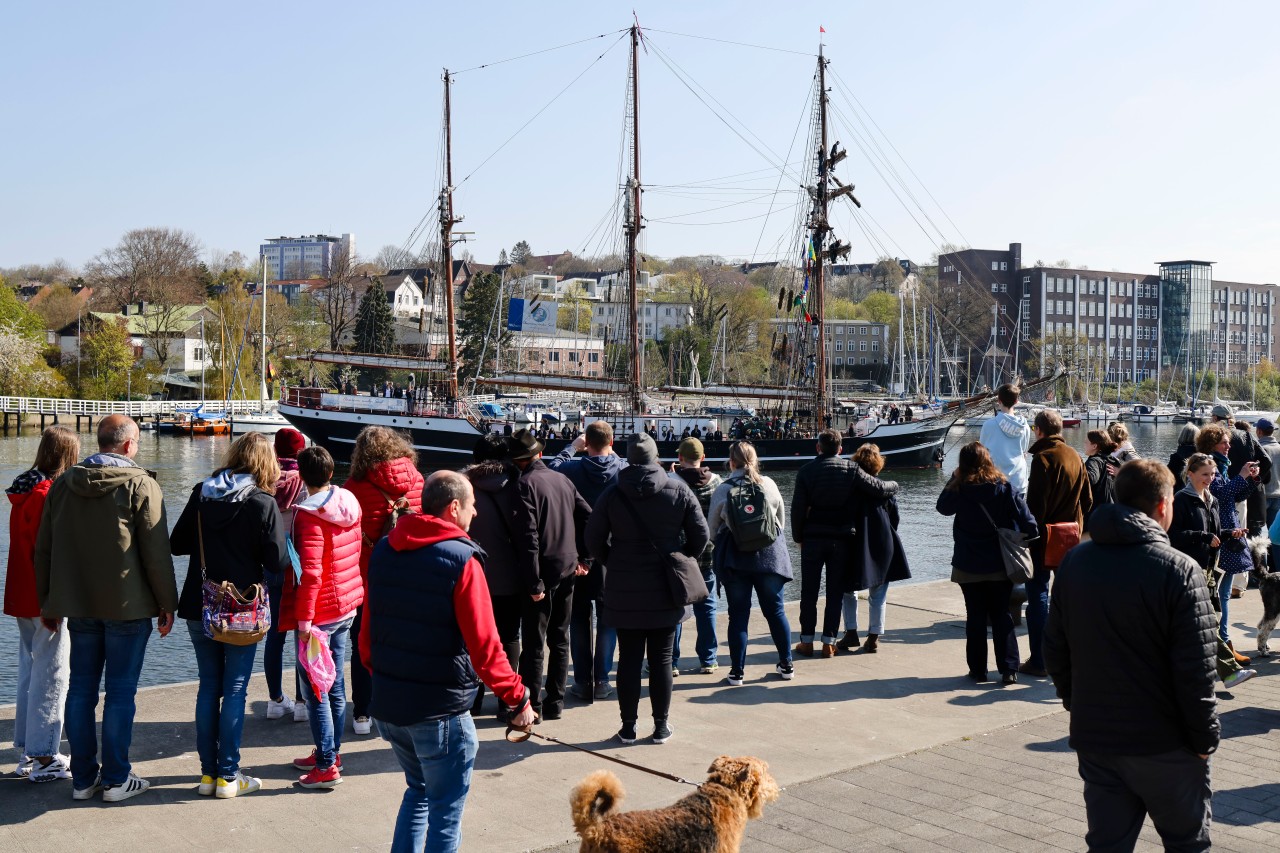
[281,485,364,629]
[346,457,424,580]
[5,474,52,618]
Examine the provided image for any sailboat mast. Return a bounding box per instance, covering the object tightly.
[260,256,267,405]
[441,68,460,399]
[625,24,643,414]
[809,46,830,427]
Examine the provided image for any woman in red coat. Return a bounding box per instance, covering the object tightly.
[281,446,363,789]
[5,425,80,781]
[342,426,423,735]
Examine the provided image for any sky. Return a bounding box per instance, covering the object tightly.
[3,1,1277,283]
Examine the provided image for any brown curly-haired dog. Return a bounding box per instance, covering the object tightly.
[570,755,780,853]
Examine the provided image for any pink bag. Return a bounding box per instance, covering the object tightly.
[298,630,336,697]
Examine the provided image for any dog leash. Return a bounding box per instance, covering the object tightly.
[506,726,699,787]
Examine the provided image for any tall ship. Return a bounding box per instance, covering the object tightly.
[280,26,1000,469]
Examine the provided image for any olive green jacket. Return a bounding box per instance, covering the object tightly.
[34,459,179,620]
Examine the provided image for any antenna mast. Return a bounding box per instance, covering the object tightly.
[625,23,644,414]
[441,68,460,399]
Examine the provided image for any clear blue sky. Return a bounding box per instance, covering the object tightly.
[3,1,1277,282]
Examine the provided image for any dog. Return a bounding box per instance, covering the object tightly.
[570,755,779,853]
[1247,533,1280,656]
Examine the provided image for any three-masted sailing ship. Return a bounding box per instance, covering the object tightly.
[279,26,965,468]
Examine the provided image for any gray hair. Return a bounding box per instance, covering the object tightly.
[1177,423,1200,446]
[96,414,138,451]
[422,470,473,516]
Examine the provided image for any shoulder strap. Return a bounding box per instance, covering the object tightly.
[978,503,1001,532]
[197,512,208,581]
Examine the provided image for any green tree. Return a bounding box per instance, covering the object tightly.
[459,271,508,381]
[354,280,396,354]
[510,240,532,266]
[0,285,45,339]
[75,317,138,399]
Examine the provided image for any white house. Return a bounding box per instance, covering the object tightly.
[589,299,693,343]
[382,272,426,319]
[59,304,217,373]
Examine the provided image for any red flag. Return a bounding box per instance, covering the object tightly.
[820,26,826,33]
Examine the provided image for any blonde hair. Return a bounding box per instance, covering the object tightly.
[216,432,280,492]
[728,441,762,483]
[1107,421,1130,445]
[852,443,884,476]
[350,426,417,481]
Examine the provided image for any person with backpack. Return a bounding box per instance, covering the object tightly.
[708,441,794,686]
[344,426,424,737]
[585,433,708,745]
[1083,430,1117,524]
[266,428,308,723]
[841,445,910,655]
[1167,423,1200,491]
[282,446,364,789]
[668,437,722,673]
[169,432,290,798]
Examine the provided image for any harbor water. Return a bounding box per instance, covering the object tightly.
[0,421,1186,703]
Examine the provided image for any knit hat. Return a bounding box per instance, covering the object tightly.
[1211,403,1234,419]
[275,428,306,459]
[627,432,659,465]
[677,436,704,461]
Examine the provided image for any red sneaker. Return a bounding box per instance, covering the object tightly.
[292,749,342,771]
[298,764,342,789]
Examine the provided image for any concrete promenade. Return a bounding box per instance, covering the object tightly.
[3,580,1277,852]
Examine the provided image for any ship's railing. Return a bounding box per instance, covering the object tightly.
[282,386,468,420]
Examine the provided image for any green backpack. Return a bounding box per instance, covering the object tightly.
[725,479,781,552]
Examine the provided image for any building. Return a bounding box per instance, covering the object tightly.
[768,318,890,381]
[58,303,216,373]
[505,330,606,377]
[590,299,693,343]
[381,272,426,319]
[938,243,1279,383]
[261,234,355,281]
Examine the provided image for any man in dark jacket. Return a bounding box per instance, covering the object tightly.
[360,471,535,852]
[508,428,592,721]
[1044,460,1218,852]
[791,429,900,655]
[1021,409,1092,677]
[547,421,627,701]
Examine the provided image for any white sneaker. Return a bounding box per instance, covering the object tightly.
[72,774,102,801]
[30,754,72,783]
[198,775,216,796]
[1224,669,1257,689]
[293,702,309,723]
[216,772,262,799]
[14,754,34,778]
[353,716,372,735]
[266,695,296,720]
[102,772,150,803]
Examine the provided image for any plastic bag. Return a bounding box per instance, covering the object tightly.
[298,629,336,698]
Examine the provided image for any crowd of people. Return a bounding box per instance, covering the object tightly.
[6,387,1272,850]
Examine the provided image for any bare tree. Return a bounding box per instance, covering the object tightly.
[317,245,362,349]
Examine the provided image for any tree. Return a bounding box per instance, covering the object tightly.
[0,285,45,339]
[373,244,417,273]
[72,317,139,399]
[459,271,508,382]
[871,257,906,293]
[497,249,509,266]
[28,282,84,331]
[353,280,396,355]
[510,240,532,266]
[318,245,361,349]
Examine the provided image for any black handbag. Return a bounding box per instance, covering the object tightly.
[979,503,1035,583]
[615,489,709,607]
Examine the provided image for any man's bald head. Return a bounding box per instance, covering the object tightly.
[98,414,140,456]
[422,470,477,531]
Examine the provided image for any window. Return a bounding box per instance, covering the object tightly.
[835,342,843,351]
[991,282,998,293]
[860,341,867,351]
[871,340,880,351]
[1000,262,1008,271]
[872,326,880,335]
[569,352,578,362]
[1022,322,1031,338]
[835,325,844,335]
[588,352,599,363]
[1000,283,1007,293]
[1000,305,1007,315]
[835,357,844,366]
[860,326,867,335]
[991,261,1000,271]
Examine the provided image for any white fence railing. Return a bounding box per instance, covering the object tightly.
[0,397,273,417]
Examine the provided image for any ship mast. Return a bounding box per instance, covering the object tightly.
[440,68,460,399]
[811,46,830,427]
[625,24,643,414]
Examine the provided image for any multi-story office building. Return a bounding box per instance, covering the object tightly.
[261,233,354,280]
[938,243,1277,382]
[768,318,890,381]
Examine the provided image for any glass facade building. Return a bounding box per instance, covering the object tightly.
[1160,261,1214,376]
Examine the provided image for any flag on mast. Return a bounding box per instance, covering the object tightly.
[820,26,826,33]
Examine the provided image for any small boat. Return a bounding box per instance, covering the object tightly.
[1123,403,1178,424]
[230,409,291,434]
[174,416,230,436]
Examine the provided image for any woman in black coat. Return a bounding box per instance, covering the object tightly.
[841,445,910,654]
[585,434,708,746]
[1168,452,1222,572]
[1167,423,1200,490]
[170,433,289,797]
[937,441,1037,685]
[1083,429,1116,524]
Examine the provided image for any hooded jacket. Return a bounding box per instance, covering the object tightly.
[587,464,709,631]
[34,457,178,621]
[791,453,900,542]
[1026,434,1093,573]
[169,471,290,622]
[345,457,425,580]
[282,485,364,628]
[1083,453,1115,522]
[1043,503,1219,757]
[273,460,306,532]
[358,513,529,725]
[670,466,722,569]
[512,458,592,595]
[979,411,1032,494]
[1168,482,1221,572]
[5,470,52,618]
[465,461,523,597]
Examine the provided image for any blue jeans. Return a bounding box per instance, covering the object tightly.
[1024,571,1051,669]
[843,584,889,636]
[672,563,718,668]
[65,618,152,788]
[570,595,616,687]
[186,620,257,779]
[723,571,792,674]
[378,712,478,853]
[1219,571,1234,645]
[298,616,353,770]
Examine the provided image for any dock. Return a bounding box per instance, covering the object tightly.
[3,580,1277,852]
